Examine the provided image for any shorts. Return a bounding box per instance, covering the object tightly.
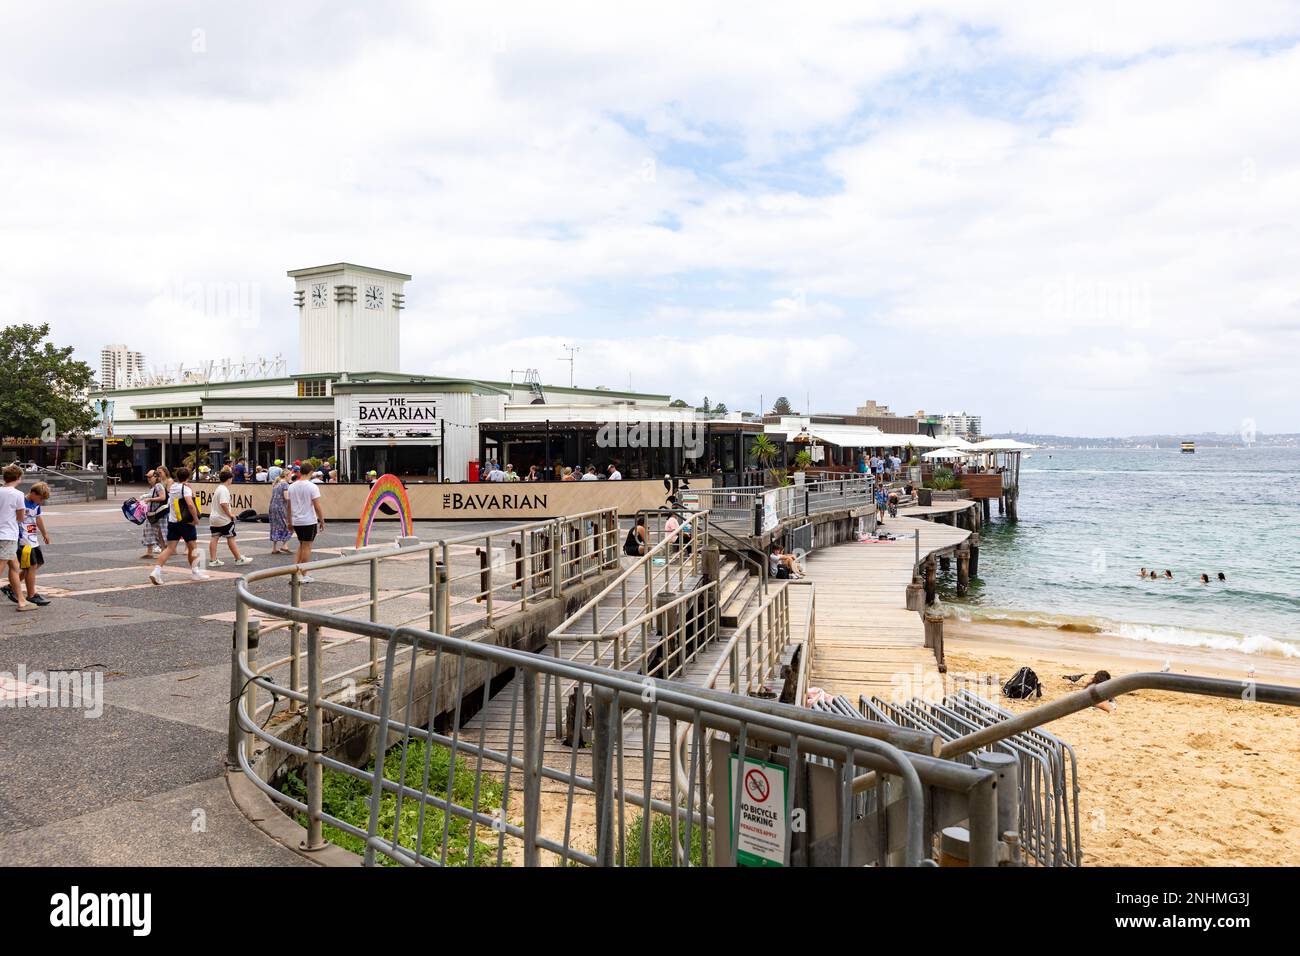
[210,522,237,538]
[0,540,16,562]
[19,545,43,570]
[293,523,318,542]
[166,522,198,543]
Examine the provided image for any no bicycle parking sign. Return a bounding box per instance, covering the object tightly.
[728,754,790,867]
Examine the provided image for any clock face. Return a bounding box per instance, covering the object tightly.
[311,283,327,308]
[365,284,384,310]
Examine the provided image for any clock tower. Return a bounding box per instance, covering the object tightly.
[287,263,410,375]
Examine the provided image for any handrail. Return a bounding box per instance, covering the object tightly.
[229,593,938,866]
[938,672,1300,761]
[549,508,710,641]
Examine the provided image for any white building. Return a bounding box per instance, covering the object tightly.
[88,263,672,481]
[100,344,146,390]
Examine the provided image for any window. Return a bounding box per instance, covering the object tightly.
[298,379,328,397]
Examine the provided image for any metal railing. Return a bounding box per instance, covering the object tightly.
[691,475,877,535]
[863,690,1081,867]
[231,608,1025,865]
[25,465,98,501]
[232,510,620,731]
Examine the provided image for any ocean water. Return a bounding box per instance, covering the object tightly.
[941,446,1300,659]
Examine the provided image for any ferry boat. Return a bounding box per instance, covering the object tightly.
[1180,441,1195,454]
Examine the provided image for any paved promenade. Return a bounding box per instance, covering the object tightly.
[0,491,517,865]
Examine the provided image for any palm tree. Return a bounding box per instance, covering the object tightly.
[749,434,788,486]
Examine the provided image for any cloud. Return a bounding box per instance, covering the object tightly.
[3,1,1300,435]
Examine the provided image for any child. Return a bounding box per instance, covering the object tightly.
[148,466,210,584]
[5,481,51,606]
[207,466,252,568]
[0,464,34,611]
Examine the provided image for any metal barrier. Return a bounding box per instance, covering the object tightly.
[228,600,984,866]
[863,690,1081,866]
[694,475,877,534]
[231,509,619,732]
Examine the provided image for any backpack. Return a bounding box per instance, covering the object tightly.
[170,484,200,524]
[1003,666,1042,700]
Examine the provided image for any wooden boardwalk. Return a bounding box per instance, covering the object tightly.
[789,513,970,702]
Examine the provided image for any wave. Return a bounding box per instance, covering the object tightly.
[946,606,1300,659]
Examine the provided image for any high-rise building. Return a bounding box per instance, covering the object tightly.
[100,344,146,389]
[916,410,982,439]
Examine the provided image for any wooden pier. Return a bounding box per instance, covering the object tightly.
[788,506,975,703]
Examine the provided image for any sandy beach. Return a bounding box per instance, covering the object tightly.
[944,621,1300,867]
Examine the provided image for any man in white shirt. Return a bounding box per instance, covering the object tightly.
[580,466,598,480]
[285,467,325,581]
[208,467,252,568]
[486,463,506,482]
[607,465,622,480]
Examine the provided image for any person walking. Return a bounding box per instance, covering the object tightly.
[0,465,35,612]
[286,466,325,582]
[875,482,889,524]
[139,466,169,558]
[4,481,51,606]
[148,466,209,584]
[268,468,293,554]
[207,466,252,568]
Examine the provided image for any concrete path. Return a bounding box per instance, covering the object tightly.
[0,491,524,865]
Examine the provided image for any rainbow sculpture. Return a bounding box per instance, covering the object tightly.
[355,474,415,549]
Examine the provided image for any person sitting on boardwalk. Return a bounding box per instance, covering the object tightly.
[623,515,647,557]
[768,544,804,580]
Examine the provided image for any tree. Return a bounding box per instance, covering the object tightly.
[0,324,97,438]
[700,396,711,413]
[668,399,689,408]
[771,396,793,415]
[713,402,728,415]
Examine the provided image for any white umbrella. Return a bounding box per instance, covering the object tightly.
[970,438,1037,451]
[922,448,966,460]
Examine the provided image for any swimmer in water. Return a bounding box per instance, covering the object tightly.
[1217,572,1226,582]
[1164,570,1173,580]
[1200,573,1210,584]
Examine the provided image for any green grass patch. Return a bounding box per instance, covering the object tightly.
[620,812,704,867]
[281,739,507,866]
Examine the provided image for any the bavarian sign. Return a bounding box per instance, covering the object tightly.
[353,397,438,437]
[728,754,789,867]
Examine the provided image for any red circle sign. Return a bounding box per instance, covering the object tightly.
[744,768,770,803]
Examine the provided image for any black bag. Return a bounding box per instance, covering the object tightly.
[1002,666,1042,700]
[146,484,168,523]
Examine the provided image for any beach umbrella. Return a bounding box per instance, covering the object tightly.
[922,448,966,460]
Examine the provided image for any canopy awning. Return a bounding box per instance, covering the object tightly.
[969,438,1037,451]
[769,423,899,448]
[922,448,969,460]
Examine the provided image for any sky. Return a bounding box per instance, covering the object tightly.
[2,1,1299,437]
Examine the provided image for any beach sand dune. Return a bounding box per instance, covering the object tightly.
[945,622,1300,866]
